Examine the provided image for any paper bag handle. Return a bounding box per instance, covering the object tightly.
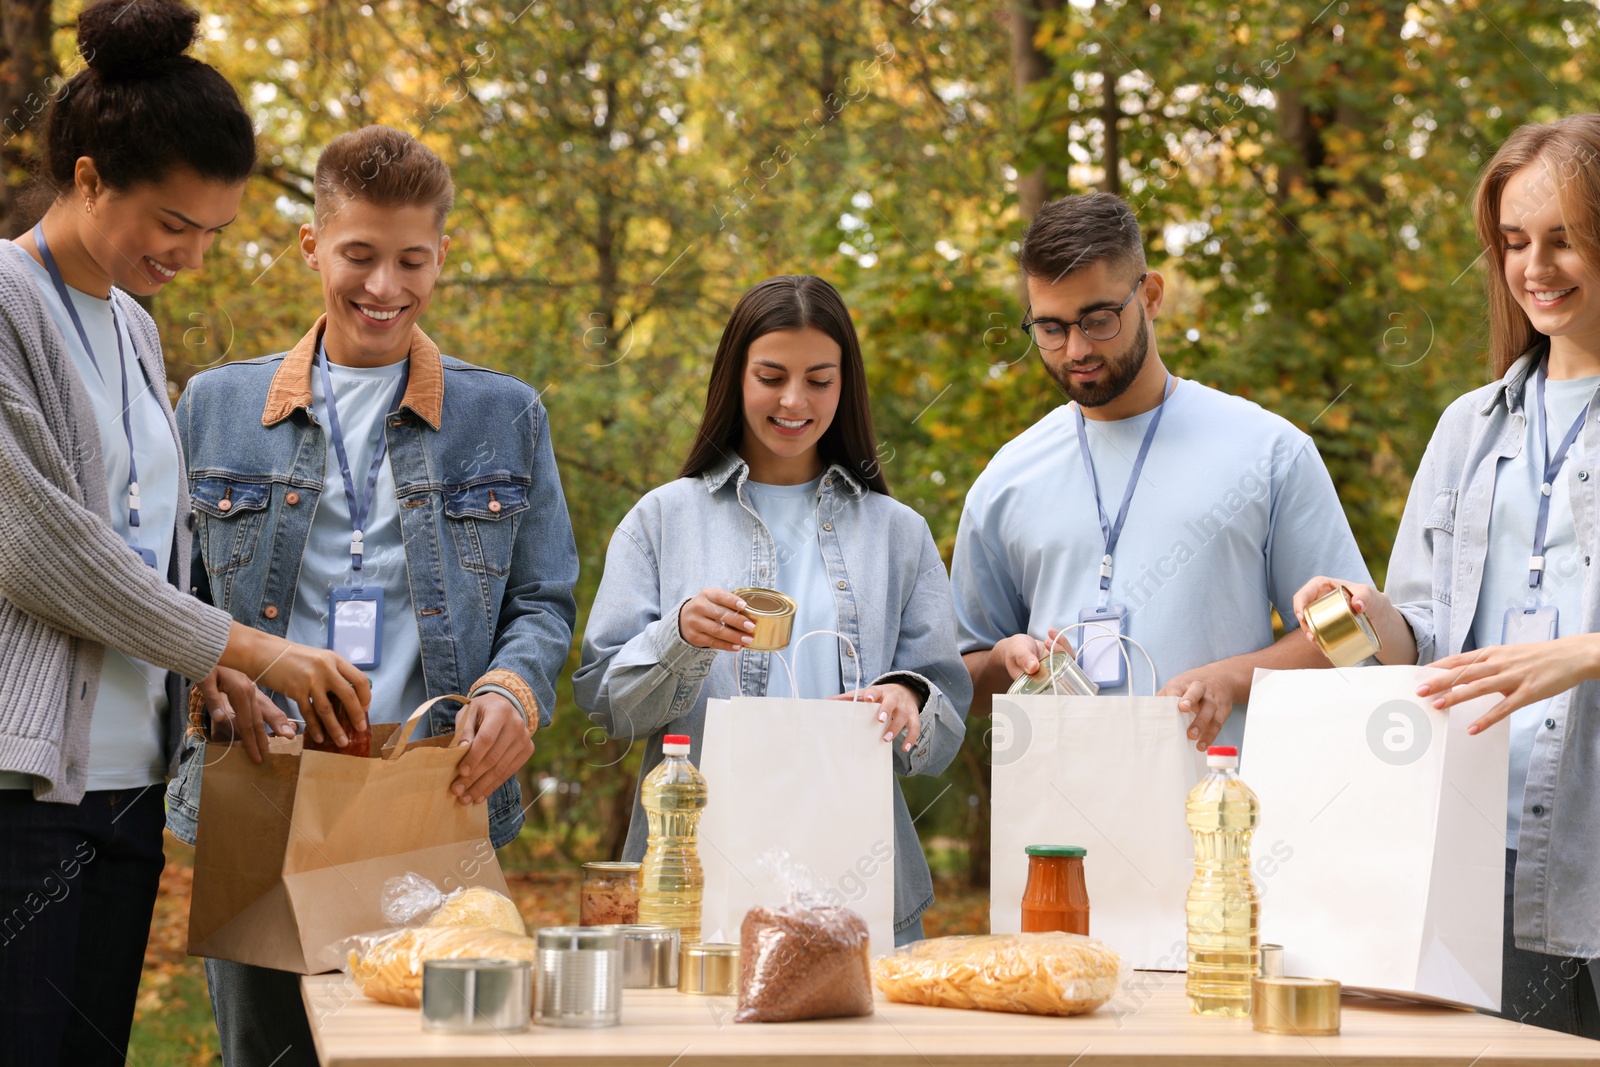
[735,629,862,700]
[1046,625,1158,697]
[384,694,471,760]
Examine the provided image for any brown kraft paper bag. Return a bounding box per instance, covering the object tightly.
[187,695,511,974]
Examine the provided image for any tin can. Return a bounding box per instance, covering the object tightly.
[731,587,797,651]
[579,861,640,925]
[1251,976,1341,1036]
[421,958,531,1034]
[1303,586,1381,668]
[615,924,680,988]
[534,926,622,1029]
[678,942,739,995]
[1007,651,1100,697]
[1259,943,1285,977]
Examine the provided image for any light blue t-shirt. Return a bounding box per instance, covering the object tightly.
[1471,373,1596,848]
[745,477,845,699]
[284,354,427,725]
[952,379,1372,746]
[8,256,180,790]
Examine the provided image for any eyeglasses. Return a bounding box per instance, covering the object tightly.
[1021,273,1148,351]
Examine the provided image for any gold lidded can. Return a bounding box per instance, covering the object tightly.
[678,942,739,995]
[1303,585,1381,668]
[1251,976,1341,1036]
[1007,651,1100,697]
[731,587,796,652]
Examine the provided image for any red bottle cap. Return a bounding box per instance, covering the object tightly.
[663,734,691,746]
[1207,745,1238,756]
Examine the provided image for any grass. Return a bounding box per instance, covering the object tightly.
[128,829,990,1064]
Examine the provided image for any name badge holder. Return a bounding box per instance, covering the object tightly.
[319,345,409,670]
[1503,361,1593,645]
[34,223,157,569]
[1072,375,1173,688]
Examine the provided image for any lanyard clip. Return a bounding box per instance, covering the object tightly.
[351,530,364,562]
[1099,554,1114,581]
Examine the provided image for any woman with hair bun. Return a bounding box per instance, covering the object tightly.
[0,4,369,1064]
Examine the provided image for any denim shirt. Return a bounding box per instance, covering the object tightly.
[573,455,971,931]
[1387,346,1600,956]
[165,319,579,850]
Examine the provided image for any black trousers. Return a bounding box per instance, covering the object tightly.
[1498,848,1600,1039]
[0,786,166,1067]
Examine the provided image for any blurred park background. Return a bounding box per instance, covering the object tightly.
[2,0,1596,1060]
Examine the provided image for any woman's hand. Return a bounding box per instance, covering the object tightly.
[452,692,535,805]
[1291,576,1417,666]
[220,623,371,748]
[199,666,298,764]
[831,683,923,753]
[678,588,755,652]
[1422,634,1600,734]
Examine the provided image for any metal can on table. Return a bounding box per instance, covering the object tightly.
[615,924,680,988]
[534,926,622,1028]
[677,942,739,995]
[731,587,797,651]
[421,958,532,1034]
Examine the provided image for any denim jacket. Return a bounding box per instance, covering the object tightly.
[573,455,971,932]
[1387,346,1600,956]
[165,318,579,850]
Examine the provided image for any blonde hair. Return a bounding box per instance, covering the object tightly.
[1472,115,1600,377]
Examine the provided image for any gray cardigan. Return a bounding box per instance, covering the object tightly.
[0,240,232,803]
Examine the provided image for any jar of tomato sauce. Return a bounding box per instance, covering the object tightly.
[1020,845,1089,934]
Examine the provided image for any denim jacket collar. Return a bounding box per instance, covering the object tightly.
[1479,343,1548,418]
[699,451,868,499]
[261,315,446,430]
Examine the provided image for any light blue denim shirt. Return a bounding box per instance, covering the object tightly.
[573,455,971,933]
[1387,345,1600,957]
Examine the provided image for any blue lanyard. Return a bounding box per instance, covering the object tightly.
[1529,362,1594,590]
[33,222,146,538]
[316,343,409,578]
[1074,375,1174,607]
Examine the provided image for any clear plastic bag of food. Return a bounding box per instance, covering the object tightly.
[380,873,525,935]
[735,851,873,1023]
[871,932,1124,1017]
[344,924,536,1007]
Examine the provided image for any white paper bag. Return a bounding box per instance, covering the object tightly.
[697,695,896,955]
[990,692,1205,969]
[1242,665,1508,1008]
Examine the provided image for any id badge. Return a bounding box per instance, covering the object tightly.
[1503,605,1557,646]
[130,545,158,568]
[329,587,383,669]
[1077,603,1129,688]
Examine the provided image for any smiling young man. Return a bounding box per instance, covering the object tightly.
[164,126,579,1067]
[952,192,1370,746]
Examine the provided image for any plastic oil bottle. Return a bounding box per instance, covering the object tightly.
[1185,744,1260,1016]
[638,733,708,943]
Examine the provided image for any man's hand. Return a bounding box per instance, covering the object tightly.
[1159,667,1239,751]
[199,666,298,764]
[1423,634,1600,735]
[452,692,535,805]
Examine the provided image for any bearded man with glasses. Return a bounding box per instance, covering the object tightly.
[952,192,1371,750]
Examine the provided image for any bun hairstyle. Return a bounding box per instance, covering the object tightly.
[39,0,254,198]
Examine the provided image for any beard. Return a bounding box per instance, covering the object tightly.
[1043,308,1151,409]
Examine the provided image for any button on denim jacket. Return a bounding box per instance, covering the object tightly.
[1387,346,1600,956]
[573,455,972,932]
[165,319,579,850]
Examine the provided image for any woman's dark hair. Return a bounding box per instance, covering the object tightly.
[38,0,255,199]
[679,275,890,496]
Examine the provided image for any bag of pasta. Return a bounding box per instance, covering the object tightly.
[346,925,536,1007]
[872,932,1123,1017]
[381,872,526,935]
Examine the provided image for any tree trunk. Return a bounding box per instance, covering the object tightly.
[1009,0,1063,224]
[0,0,57,239]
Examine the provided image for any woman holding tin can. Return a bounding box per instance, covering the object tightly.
[575,274,971,946]
[1292,115,1600,1038]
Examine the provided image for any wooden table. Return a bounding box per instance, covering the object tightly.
[303,971,1600,1065]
